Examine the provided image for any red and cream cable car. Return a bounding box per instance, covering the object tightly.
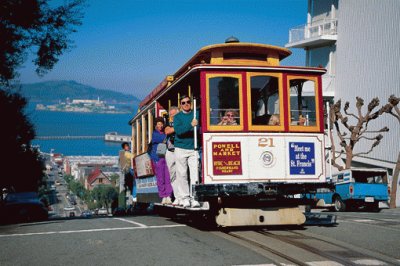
[129,38,328,226]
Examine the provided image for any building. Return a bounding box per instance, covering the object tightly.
[63,156,119,181]
[286,0,338,100]
[286,0,400,203]
[85,168,112,191]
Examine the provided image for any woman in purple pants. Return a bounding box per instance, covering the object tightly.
[150,117,173,204]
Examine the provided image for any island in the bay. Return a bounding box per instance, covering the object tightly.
[21,80,141,114]
[36,98,128,114]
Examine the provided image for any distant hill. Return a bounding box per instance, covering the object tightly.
[20,80,141,106]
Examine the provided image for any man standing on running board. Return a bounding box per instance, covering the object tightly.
[173,95,200,208]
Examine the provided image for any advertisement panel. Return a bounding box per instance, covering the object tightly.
[203,133,325,184]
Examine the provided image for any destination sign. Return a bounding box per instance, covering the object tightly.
[212,142,242,175]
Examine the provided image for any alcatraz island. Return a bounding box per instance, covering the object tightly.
[36,98,129,114]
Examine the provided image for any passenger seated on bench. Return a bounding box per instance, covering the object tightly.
[298,115,306,126]
[218,109,238,126]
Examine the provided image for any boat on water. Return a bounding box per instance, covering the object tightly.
[104,132,131,143]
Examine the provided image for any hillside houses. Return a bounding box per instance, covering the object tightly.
[63,156,120,189]
[85,168,112,190]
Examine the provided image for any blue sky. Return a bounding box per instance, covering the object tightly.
[20,0,308,99]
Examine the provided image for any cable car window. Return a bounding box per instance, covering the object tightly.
[208,76,241,127]
[250,75,280,126]
[289,78,317,126]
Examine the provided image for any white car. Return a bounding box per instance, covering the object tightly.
[98,208,108,216]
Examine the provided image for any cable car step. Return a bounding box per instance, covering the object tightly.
[154,201,210,211]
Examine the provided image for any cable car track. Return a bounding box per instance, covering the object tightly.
[215,229,399,265]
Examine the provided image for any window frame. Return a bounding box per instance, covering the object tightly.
[131,124,136,157]
[287,75,320,132]
[205,73,244,131]
[246,72,284,131]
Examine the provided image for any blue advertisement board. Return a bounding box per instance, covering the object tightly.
[289,142,315,175]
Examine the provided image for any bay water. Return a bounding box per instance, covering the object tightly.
[28,103,136,156]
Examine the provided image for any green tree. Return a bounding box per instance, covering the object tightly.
[0,0,84,192]
[91,185,118,211]
[0,0,84,83]
[64,174,74,185]
[0,90,45,191]
[69,179,85,198]
[109,173,119,188]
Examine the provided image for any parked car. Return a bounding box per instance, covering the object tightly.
[80,210,92,218]
[1,192,48,224]
[63,205,75,211]
[98,208,108,216]
[112,207,126,216]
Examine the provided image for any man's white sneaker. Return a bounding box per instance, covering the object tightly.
[181,199,191,208]
[164,196,172,205]
[190,199,200,208]
[172,198,181,206]
[161,197,166,205]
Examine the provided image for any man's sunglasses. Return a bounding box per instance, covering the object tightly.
[181,100,191,105]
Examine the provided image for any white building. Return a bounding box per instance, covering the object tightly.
[286,0,400,199]
[286,0,338,99]
[64,156,119,181]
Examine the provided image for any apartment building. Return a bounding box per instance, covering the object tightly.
[286,0,399,200]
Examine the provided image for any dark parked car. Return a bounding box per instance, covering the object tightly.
[112,207,126,216]
[80,210,92,218]
[1,192,48,224]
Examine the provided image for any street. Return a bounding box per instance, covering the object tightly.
[45,161,85,218]
[1,208,399,265]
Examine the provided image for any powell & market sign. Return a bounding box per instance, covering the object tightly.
[212,142,242,175]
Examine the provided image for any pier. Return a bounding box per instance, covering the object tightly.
[36,133,131,142]
[36,136,103,140]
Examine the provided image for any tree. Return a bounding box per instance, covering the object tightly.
[0,0,84,192]
[91,185,118,211]
[109,173,119,188]
[69,179,86,199]
[0,0,84,84]
[328,97,389,171]
[0,89,45,191]
[379,95,400,208]
[64,174,74,185]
